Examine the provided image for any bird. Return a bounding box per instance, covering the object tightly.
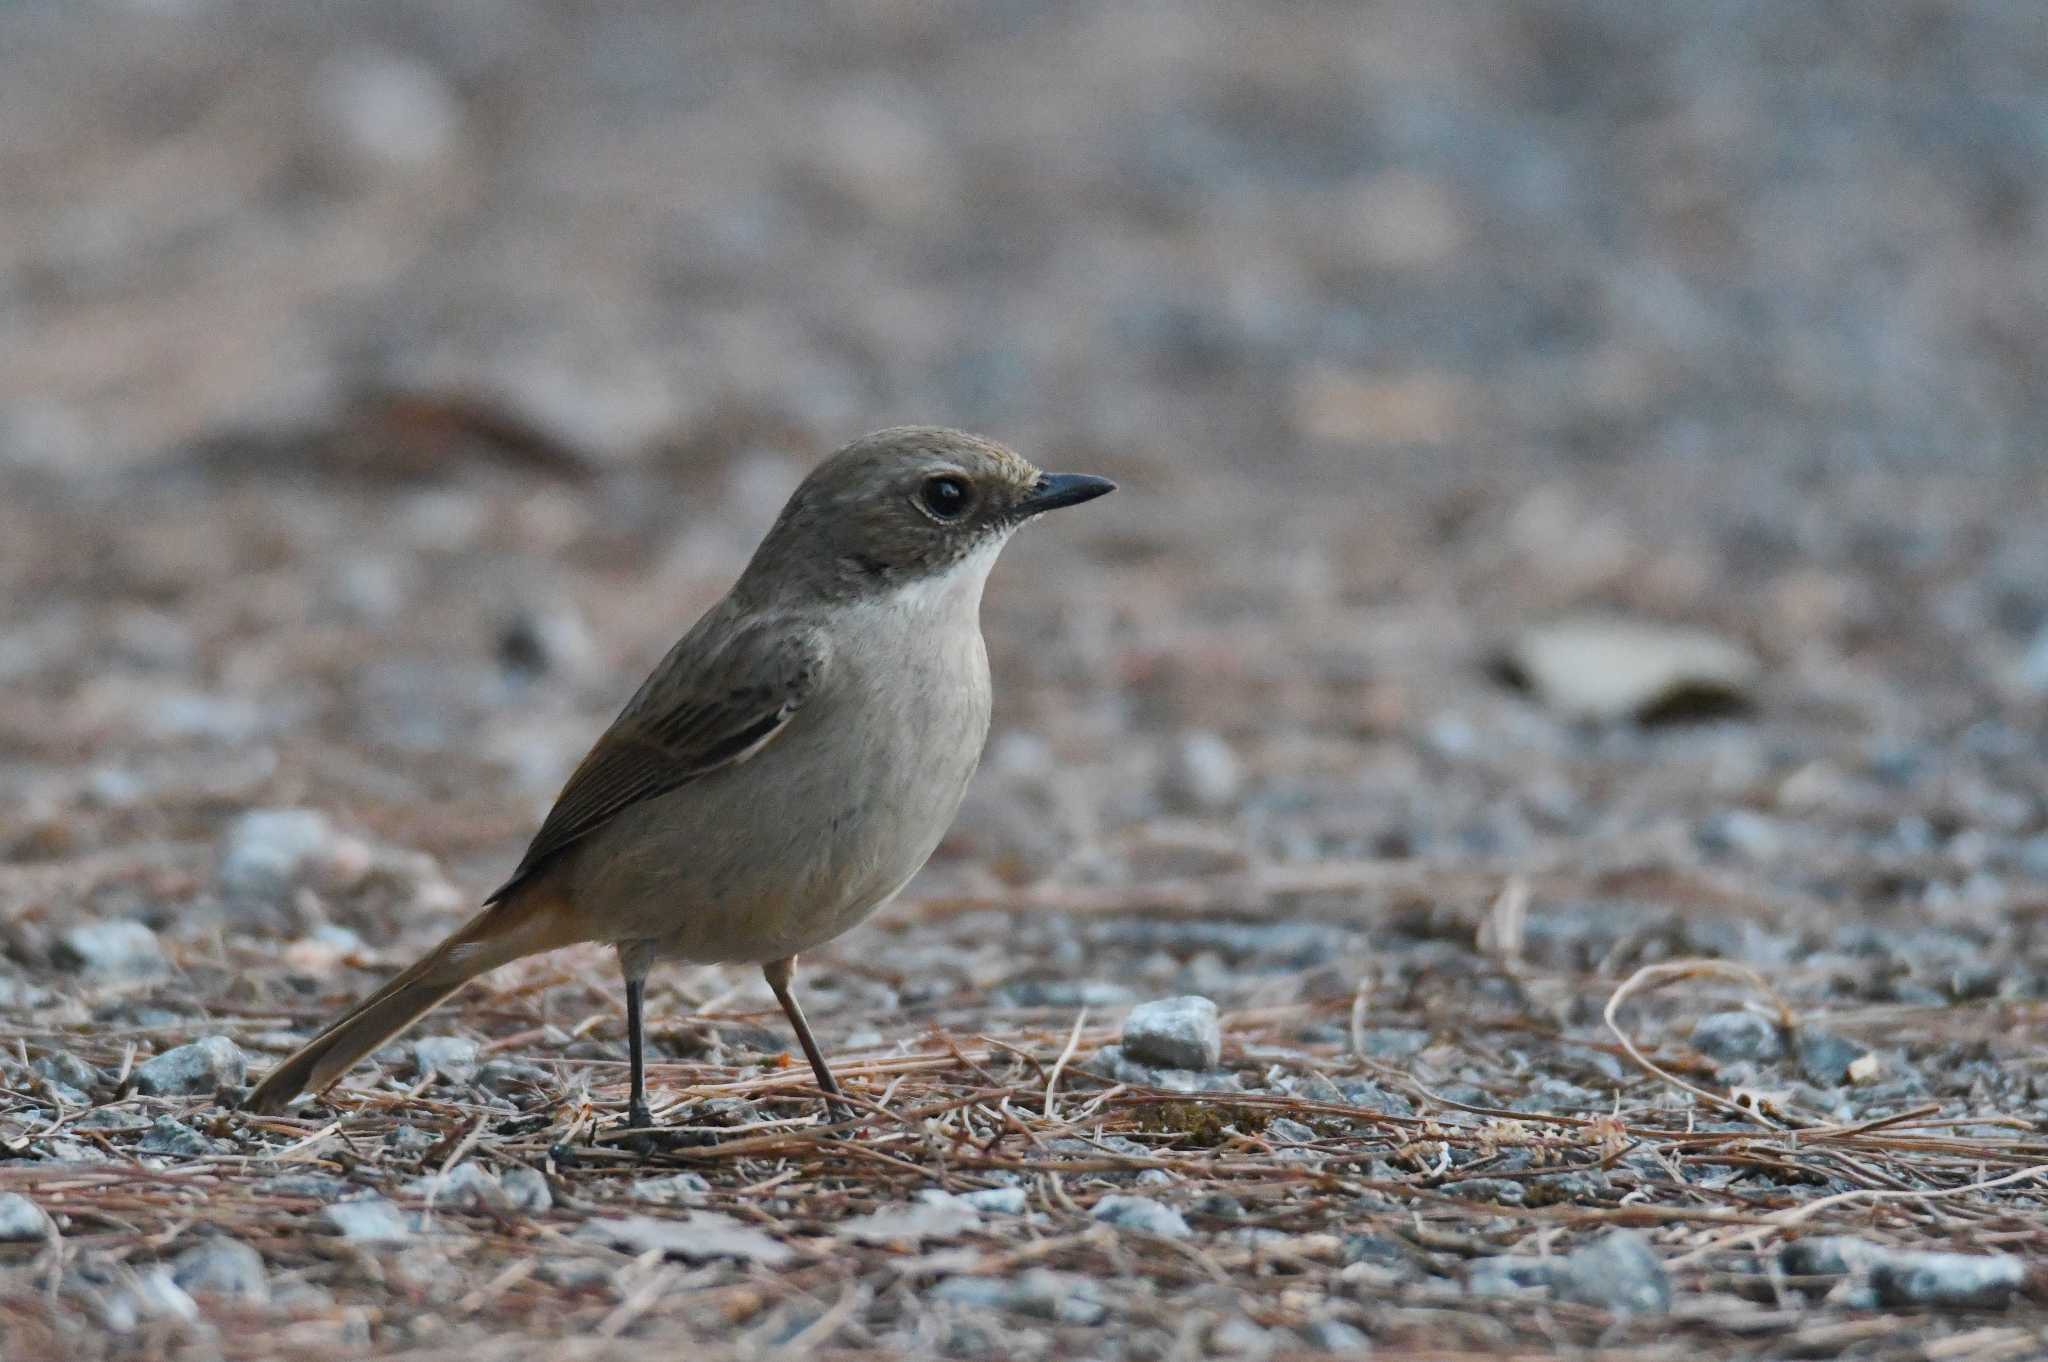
[244,427,1115,1129]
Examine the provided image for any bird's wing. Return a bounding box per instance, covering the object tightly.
[487,615,830,902]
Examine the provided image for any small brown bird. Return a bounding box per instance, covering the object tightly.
[245,428,1114,1127]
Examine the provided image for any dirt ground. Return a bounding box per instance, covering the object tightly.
[4,3,2048,1359]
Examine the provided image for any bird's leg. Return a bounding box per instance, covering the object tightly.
[763,955,853,1123]
[624,974,654,1131]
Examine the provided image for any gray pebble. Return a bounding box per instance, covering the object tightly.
[1265,1116,1319,1144]
[325,1197,416,1243]
[1090,1194,1192,1239]
[33,1052,104,1094]
[499,1166,553,1213]
[1553,1230,1671,1315]
[218,808,338,901]
[407,1161,500,1207]
[138,1115,227,1157]
[412,1035,481,1084]
[930,1268,1110,1326]
[1467,1256,1554,1297]
[1695,810,1783,860]
[1121,996,1223,1070]
[1439,1177,1527,1206]
[51,920,166,978]
[1871,1250,2026,1310]
[131,1037,248,1097]
[1298,1319,1373,1352]
[959,1186,1029,1215]
[475,1059,550,1096]
[1085,1044,1240,1093]
[0,1193,49,1241]
[171,1238,269,1302]
[1796,1030,1870,1086]
[1162,730,1243,810]
[1690,1010,1786,1064]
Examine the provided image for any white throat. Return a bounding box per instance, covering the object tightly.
[884,533,1008,618]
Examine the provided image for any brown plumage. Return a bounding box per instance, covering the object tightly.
[245,427,1114,1126]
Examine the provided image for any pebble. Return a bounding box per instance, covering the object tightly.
[929,1269,1110,1325]
[0,1193,49,1241]
[959,1186,1029,1215]
[576,1213,792,1266]
[631,1172,712,1203]
[217,809,339,902]
[312,46,463,172]
[1298,1319,1374,1352]
[475,1059,551,1096]
[1690,1010,1786,1064]
[325,1197,416,1244]
[33,1052,105,1095]
[500,1166,553,1213]
[1783,1237,2025,1310]
[835,1189,983,1244]
[170,1238,270,1302]
[1162,731,1243,810]
[406,1161,500,1208]
[1695,810,1783,861]
[1085,1044,1240,1093]
[131,1037,248,1097]
[412,1036,481,1085]
[1795,1030,1871,1086]
[1122,996,1223,1070]
[1552,1231,1672,1315]
[138,1115,227,1157]
[1504,615,1758,723]
[1090,1194,1192,1239]
[51,920,167,978]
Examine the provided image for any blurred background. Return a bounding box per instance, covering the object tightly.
[4,1,2048,1353]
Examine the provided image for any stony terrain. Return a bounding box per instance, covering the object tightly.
[3,2,2048,1359]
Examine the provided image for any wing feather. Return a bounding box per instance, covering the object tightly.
[487,614,828,901]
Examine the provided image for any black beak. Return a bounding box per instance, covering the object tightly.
[1019,472,1117,516]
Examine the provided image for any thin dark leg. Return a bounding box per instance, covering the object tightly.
[763,956,850,1120]
[625,976,653,1129]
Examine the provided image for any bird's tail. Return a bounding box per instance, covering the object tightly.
[244,886,577,1115]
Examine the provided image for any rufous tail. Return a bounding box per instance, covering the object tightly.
[244,889,574,1115]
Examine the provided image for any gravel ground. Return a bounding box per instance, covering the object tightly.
[4,3,2048,1359]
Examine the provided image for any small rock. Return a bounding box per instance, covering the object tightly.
[312,46,463,171]
[1122,996,1223,1071]
[1872,1250,2026,1310]
[577,1213,792,1266]
[33,1052,104,1095]
[1439,1177,1526,1206]
[1085,1044,1241,1093]
[1553,1230,1671,1315]
[51,920,166,978]
[499,1166,552,1214]
[1207,1316,1275,1358]
[1467,1256,1554,1296]
[406,1162,500,1208]
[138,1116,227,1157]
[1503,615,1758,723]
[1784,1238,2025,1310]
[0,1193,49,1241]
[959,1186,1029,1215]
[1690,1010,1786,1064]
[2012,625,2048,696]
[131,1037,247,1097]
[217,809,337,902]
[325,1197,415,1244]
[1090,1195,1192,1239]
[630,1172,711,1203]
[835,1190,982,1245]
[411,1036,480,1085]
[1162,731,1243,810]
[475,1059,550,1096]
[171,1238,269,1302]
[1796,1030,1871,1086]
[929,1269,1109,1325]
[1265,1117,1319,1144]
[1695,810,1783,861]
[1298,1319,1373,1352]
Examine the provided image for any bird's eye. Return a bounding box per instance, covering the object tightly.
[918,475,973,521]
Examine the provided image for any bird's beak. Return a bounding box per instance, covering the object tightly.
[1019,472,1117,516]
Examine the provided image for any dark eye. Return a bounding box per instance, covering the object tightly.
[918,475,972,520]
